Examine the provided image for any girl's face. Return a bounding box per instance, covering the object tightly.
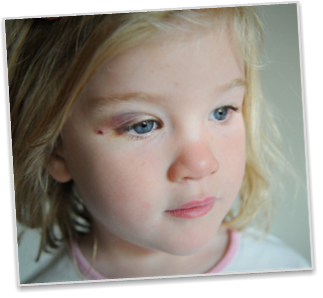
[53,25,246,255]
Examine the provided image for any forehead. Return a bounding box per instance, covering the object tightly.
[77,24,244,108]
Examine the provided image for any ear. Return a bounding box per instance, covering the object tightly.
[47,153,72,183]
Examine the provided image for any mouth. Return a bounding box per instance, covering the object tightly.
[165,197,216,219]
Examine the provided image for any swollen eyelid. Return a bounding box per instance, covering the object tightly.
[94,113,144,135]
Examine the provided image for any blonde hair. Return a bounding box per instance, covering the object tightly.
[7,7,286,259]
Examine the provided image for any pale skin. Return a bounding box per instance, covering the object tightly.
[49,24,246,278]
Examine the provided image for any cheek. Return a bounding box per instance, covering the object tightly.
[220,123,246,194]
[68,144,164,221]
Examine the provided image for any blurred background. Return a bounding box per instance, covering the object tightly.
[258,3,311,264]
[15,3,312,283]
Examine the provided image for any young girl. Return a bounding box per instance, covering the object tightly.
[7,6,310,284]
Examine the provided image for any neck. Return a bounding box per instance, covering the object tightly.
[78,225,229,279]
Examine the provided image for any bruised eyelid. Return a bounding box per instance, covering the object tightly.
[94,112,147,135]
[106,112,145,128]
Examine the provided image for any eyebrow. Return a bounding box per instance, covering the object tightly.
[216,78,245,93]
[85,92,159,113]
[85,77,245,112]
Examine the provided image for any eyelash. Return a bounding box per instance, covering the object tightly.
[116,120,162,140]
[116,105,239,140]
[211,105,239,125]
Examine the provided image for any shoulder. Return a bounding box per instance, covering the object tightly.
[221,228,311,273]
[25,246,85,284]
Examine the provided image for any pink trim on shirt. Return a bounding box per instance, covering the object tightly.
[207,229,239,273]
[72,241,105,280]
[72,229,239,279]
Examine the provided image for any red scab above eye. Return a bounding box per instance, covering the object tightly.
[95,128,106,135]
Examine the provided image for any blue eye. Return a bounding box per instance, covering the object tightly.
[116,119,161,140]
[132,120,155,134]
[213,107,229,121]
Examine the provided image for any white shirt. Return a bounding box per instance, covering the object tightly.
[22,229,311,285]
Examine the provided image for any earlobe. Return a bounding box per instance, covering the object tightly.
[47,154,72,183]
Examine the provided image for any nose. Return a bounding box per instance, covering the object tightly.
[167,139,219,182]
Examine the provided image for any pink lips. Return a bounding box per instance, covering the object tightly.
[166,197,216,219]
